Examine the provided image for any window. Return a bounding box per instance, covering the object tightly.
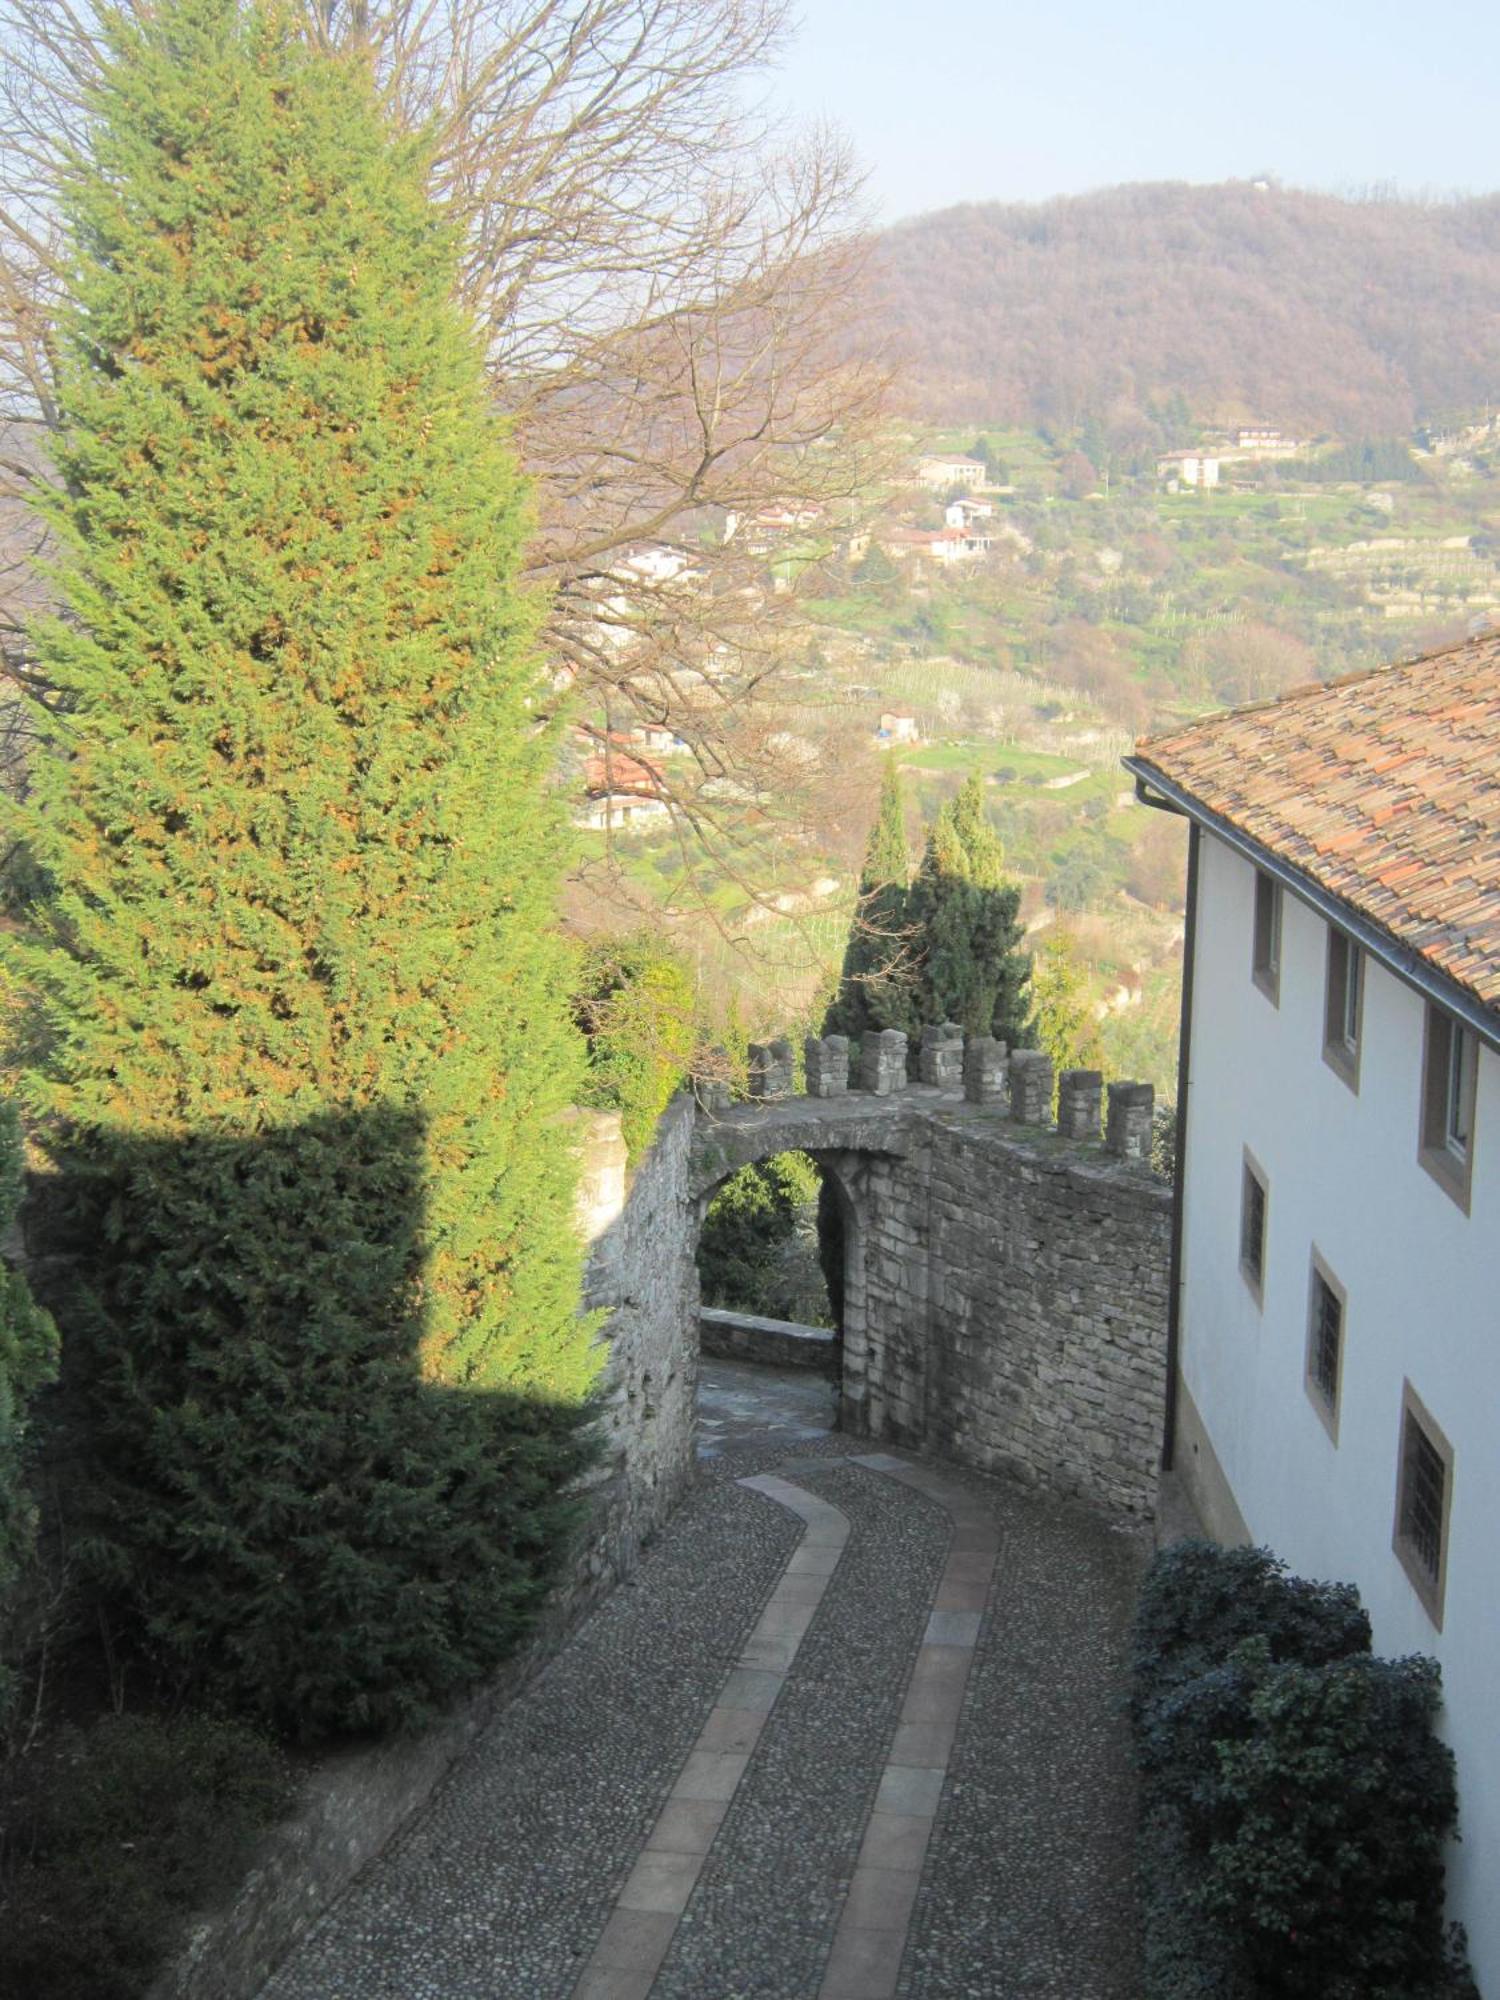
[1393,1383,1453,1628]
[1251,870,1281,1002]
[1323,930,1362,1087]
[1419,1004,1478,1210]
[1239,1152,1268,1304]
[1304,1254,1345,1441]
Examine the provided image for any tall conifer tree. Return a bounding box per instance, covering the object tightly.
[907,775,1032,1043]
[824,755,914,1040]
[5,0,596,1734]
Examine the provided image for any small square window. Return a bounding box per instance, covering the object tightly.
[1239,1153,1268,1304]
[1323,931,1362,1088]
[1419,1005,1477,1211]
[1393,1383,1453,1628]
[1304,1254,1344,1441]
[1252,871,1281,1002]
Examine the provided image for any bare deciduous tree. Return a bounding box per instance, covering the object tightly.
[0,0,891,952]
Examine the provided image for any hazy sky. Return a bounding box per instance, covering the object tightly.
[771,0,1500,223]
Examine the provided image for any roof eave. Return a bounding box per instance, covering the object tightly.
[1123,755,1500,1054]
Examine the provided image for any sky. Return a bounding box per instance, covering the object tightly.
[770,0,1500,224]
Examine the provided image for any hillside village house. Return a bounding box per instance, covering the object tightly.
[915,452,986,490]
[1125,634,1500,1989]
[1155,448,1220,488]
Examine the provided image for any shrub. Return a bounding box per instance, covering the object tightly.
[1200,1645,1474,1999]
[574,935,697,1157]
[1132,1541,1369,1723]
[0,1710,291,2000]
[0,1103,59,1730]
[1131,1541,1476,2000]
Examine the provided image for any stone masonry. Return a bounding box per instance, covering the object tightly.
[689,1040,1171,1519]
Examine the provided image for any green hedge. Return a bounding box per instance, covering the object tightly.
[1131,1540,1476,2000]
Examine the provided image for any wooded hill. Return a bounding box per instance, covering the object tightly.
[867,181,1500,435]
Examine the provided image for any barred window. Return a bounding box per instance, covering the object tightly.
[1305,1258,1344,1440]
[1393,1385,1453,1628]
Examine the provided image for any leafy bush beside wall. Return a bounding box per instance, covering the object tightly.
[574,935,698,1158]
[1131,1540,1476,2000]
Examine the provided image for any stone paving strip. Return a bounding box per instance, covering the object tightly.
[648,1463,951,2000]
[257,1479,804,2000]
[812,1453,1003,2000]
[569,1476,852,2000]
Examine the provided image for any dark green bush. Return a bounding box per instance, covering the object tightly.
[0,1101,59,1730]
[1131,1540,1369,1724]
[1131,1541,1475,2000]
[1201,1644,1475,2000]
[0,1710,291,2000]
[698,1151,831,1325]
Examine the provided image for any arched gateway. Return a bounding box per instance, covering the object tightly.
[575,1026,1173,1580]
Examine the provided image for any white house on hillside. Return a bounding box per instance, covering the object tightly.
[1125,633,1500,1990]
[915,453,985,491]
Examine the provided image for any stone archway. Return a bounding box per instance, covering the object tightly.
[686,1092,923,1439]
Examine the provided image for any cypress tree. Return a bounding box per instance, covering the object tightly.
[5,0,596,1736]
[906,775,1032,1043]
[824,755,915,1040]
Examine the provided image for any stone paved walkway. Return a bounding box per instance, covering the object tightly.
[260,1363,1145,2000]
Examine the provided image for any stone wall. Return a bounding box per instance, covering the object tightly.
[700,1305,838,1373]
[692,1039,1173,1520]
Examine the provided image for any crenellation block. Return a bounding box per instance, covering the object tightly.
[804,1034,850,1098]
[1105,1080,1155,1164]
[746,1036,795,1100]
[918,1021,965,1089]
[859,1028,908,1095]
[1008,1048,1054,1126]
[1056,1069,1103,1141]
[962,1035,1009,1106]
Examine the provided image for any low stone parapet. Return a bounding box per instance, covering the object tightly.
[700,1306,839,1374]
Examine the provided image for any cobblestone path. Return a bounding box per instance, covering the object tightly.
[260,1361,1144,2000]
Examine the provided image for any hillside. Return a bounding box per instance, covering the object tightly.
[868,181,1500,435]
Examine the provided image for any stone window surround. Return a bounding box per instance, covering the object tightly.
[1239,1146,1269,1308]
[1322,927,1363,1092]
[1419,1002,1478,1215]
[1303,1247,1345,1445]
[1393,1378,1454,1631]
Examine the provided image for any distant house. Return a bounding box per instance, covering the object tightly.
[885,525,993,566]
[945,498,995,527]
[916,453,986,491]
[1156,449,1220,489]
[575,740,671,830]
[626,722,682,754]
[1125,633,1500,1992]
[1231,426,1305,458]
[877,710,920,745]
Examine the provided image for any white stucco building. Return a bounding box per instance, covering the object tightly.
[1125,633,1500,1989]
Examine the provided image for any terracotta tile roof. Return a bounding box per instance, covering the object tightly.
[1129,631,1500,1017]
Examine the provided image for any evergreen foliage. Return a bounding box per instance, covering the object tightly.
[1130,1540,1476,2000]
[698,1151,831,1327]
[824,755,913,1042]
[0,1102,59,1727]
[905,776,1032,1043]
[5,0,595,1735]
[574,934,697,1158]
[1029,931,1104,1082]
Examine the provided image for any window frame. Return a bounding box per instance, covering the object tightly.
[1303,1249,1345,1443]
[1322,928,1363,1091]
[1251,870,1282,1004]
[1392,1380,1453,1630]
[1239,1148,1269,1307]
[1419,1003,1477,1212]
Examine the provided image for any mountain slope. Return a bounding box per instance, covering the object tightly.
[868,181,1500,433]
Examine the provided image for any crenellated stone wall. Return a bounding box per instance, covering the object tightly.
[689,1031,1172,1519]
